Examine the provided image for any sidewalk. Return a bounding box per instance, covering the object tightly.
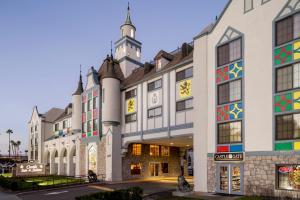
[0,188,21,200]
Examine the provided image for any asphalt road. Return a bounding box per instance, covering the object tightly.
[16,180,178,200]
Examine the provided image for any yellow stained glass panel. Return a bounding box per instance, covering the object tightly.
[179,79,192,98]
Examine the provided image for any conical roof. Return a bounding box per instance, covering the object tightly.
[73,73,83,95]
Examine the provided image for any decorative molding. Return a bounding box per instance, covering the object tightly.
[217,26,243,46]
[276,0,300,20]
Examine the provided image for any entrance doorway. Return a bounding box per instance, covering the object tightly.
[150,163,159,177]
[216,163,243,195]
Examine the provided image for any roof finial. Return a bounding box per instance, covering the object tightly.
[110,41,113,57]
[124,2,132,25]
[80,64,82,76]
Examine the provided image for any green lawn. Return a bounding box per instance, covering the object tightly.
[1,173,12,178]
[236,197,262,200]
[0,174,85,190]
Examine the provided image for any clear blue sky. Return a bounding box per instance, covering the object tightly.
[0,0,228,155]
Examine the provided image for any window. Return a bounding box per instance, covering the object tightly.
[131,163,141,175]
[31,127,33,133]
[130,29,134,38]
[277,165,300,190]
[161,146,170,156]
[218,121,242,144]
[275,13,300,46]
[125,113,137,123]
[82,103,86,113]
[217,43,229,67]
[276,64,300,92]
[87,99,92,111]
[93,97,98,109]
[148,79,162,91]
[82,123,86,133]
[148,106,162,118]
[218,80,242,105]
[35,125,37,131]
[161,163,169,173]
[150,145,159,156]
[244,0,253,13]
[176,68,193,82]
[217,38,242,67]
[276,113,300,140]
[54,123,59,132]
[63,121,67,129]
[229,39,242,62]
[157,59,162,69]
[176,99,193,112]
[125,89,137,99]
[87,121,92,132]
[294,13,300,39]
[132,144,142,156]
[93,119,98,131]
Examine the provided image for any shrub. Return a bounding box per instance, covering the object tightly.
[75,187,143,200]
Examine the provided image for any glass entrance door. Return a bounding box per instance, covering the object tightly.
[217,164,243,195]
[150,163,159,177]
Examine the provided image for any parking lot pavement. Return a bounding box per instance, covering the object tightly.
[17,179,178,200]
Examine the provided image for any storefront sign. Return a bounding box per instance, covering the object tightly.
[214,153,244,162]
[16,162,45,176]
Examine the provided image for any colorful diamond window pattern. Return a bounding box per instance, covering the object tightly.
[294,91,300,110]
[274,44,292,65]
[229,61,243,79]
[229,102,243,120]
[294,41,300,61]
[216,66,229,83]
[217,105,229,122]
[274,93,292,113]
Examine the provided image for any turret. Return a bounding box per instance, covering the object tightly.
[101,55,121,125]
[115,3,142,78]
[120,3,136,38]
[71,71,83,134]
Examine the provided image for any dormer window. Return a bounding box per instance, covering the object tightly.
[55,123,59,132]
[157,59,162,70]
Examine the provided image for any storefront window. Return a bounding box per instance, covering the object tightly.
[150,145,159,156]
[277,165,300,190]
[161,146,170,156]
[131,163,141,175]
[161,163,168,173]
[132,144,141,156]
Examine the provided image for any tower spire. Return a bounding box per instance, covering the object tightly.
[124,2,132,25]
[73,65,83,95]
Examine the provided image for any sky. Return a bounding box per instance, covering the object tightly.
[0,0,228,155]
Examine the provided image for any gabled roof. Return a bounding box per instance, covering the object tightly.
[122,46,193,88]
[154,50,174,61]
[194,0,232,40]
[42,108,64,123]
[54,103,72,122]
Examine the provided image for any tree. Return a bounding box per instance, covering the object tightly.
[16,141,21,157]
[6,129,13,158]
[10,140,16,157]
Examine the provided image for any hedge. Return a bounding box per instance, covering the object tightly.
[75,187,143,200]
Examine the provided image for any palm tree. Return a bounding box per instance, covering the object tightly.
[16,141,21,157]
[6,129,13,158]
[10,140,16,157]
